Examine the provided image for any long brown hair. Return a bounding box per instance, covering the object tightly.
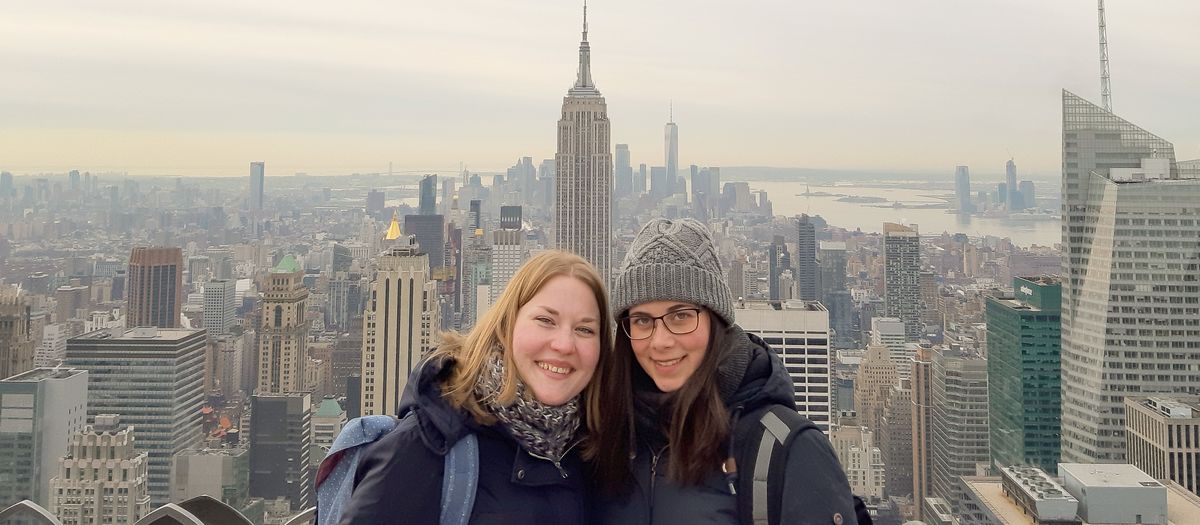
[432,250,612,424]
[585,310,731,490]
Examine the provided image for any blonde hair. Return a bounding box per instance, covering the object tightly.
[433,250,611,423]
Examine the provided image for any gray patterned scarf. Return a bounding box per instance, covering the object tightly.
[474,350,581,463]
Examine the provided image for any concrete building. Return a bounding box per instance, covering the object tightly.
[911,347,934,520]
[35,323,69,368]
[54,286,89,323]
[1126,396,1200,496]
[853,343,899,434]
[203,279,236,337]
[986,276,1062,472]
[126,247,183,329]
[883,223,921,340]
[488,206,527,306]
[555,4,612,281]
[249,393,311,513]
[871,317,910,379]
[0,286,36,379]
[880,378,914,498]
[1061,463,1170,525]
[361,228,439,416]
[312,396,347,452]
[256,256,309,395]
[736,300,832,432]
[929,346,989,513]
[830,420,887,505]
[171,446,250,511]
[0,368,87,509]
[48,414,151,525]
[1059,90,1200,463]
[65,327,206,506]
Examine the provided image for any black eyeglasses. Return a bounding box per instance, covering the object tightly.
[619,308,704,340]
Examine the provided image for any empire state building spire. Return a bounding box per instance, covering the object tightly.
[570,1,600,96]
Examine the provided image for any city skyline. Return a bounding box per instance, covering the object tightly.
[2,1,1198,176]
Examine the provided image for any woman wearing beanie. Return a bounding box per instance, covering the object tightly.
[586,218,861,525]
[339,251,611,524]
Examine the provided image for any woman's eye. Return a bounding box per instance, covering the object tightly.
[672,311,695,321]
[631,317,652,326]
[576,326,596,336]
[536,316,554,325]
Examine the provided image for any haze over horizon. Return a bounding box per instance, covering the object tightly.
[3,0,1197,177]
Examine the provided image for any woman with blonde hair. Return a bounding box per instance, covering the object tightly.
[338,250,611,524]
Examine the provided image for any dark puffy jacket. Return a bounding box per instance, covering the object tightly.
[338,356,588,525]
[593,326,858,525]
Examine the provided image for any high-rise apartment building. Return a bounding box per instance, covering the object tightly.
[1059,90,1200,463]
[203,279,236,337]
[248,393,312,513]
[870,317,910,378]
[555,5,612,281]
[65,327,206,506]
[954,165,973,213]
[829,420,887,505]
[1125,396,1200,497]
[736,300,832,432]
[986,276,1062,472]
[615,144,632,199]
[853,343,899,434]
[256,256,309,395]
[489,206,527,306]
[126,247,183,329]
[929,347,990,513]
[883,223,921,340]
[795,214,818,301]
[360,233,439,416]
[48,415,150,525]
[249,162,264,211]
[419,174,437,216]
[0,368,87,509]
[0,286,36,379]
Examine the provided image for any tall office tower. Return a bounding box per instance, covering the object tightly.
[954,165,973,213]
[404,214,445,269]
[0,171,11,196]
[440,178,456,216]
[0,286,35,379]
[880,379,913,498]
[327,273,363,332]
[256,256,309,395]
[48,415,150,525]
[650,166,667,199]
[910,347,934,520]
[249,161,264,211]
[489,206,528,305]
[203,279,236,337]
[366,189,386,216]
[635,163,648,195]
[883,223,921,340]
[418,174,437,216]
[1005,159,1021,210]
[555,4,612,281]
[1124,396,1200,496]
[1018,180,1036,209]
[68,169,81,192]
[918,271,941,334]
[467,199,483,230]
[819,242,855,348]
[853,344,899,433]
[986,276,1062,472]
[767,237,791,302]
[870,317,910,378]
[1059,90,1200,464]
[795,215,818,300]
[459,230,491,330]
[65,327,206,505]
[212,334,245,399]
[736,301,832,432]
[361,233,439,416]
[614,144,632,199]
[248,393,312,512]
[0,368,87,509]
[126,247,183,329]
[665,108,678,196]
[929,347,989,513]
[829,420,887,505]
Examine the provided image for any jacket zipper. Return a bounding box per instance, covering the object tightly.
[526,438,582,478]
[648,445,667,523]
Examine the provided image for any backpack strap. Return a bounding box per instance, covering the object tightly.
[735,405,821,525]
[439,433,479,525]
[752,407,801,525]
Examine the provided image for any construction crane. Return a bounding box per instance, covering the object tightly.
[1097,0,1112,111]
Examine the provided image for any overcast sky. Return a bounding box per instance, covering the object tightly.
[2,0,1197,177]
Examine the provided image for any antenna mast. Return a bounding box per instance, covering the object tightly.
[1097,0,1112,111]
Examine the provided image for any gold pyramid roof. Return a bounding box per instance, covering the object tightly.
[384,212,403,241]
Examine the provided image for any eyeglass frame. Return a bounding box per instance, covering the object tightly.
[617,307,706,340]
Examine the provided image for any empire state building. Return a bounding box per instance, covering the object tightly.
[555,3,612,281]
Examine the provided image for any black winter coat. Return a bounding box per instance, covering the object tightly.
[338,357,588,525]
[592,327,858,525]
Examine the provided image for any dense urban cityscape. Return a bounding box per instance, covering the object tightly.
[3,2,1200,525]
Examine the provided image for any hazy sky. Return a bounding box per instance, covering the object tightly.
[2,0,1197,177]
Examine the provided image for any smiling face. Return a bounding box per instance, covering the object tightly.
[627,301,712,393]
[509,275,602,406]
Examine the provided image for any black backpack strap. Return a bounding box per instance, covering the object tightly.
[736,405,819,525]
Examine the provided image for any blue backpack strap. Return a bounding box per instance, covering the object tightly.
[439,433,479,525]
[315,415,403,525]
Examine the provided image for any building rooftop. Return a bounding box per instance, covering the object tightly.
[271,254,301,274]
[74,326,204,342]
[315,397,345,418]
[0,366,86,382]
[964,476,1200,525]
[1060,463,1162,489]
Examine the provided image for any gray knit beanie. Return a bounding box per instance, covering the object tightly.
[612,218,735,325]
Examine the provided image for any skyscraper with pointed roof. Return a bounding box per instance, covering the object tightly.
[555,2,612,281]
[256,255,310,395]
[665,103,678,197]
